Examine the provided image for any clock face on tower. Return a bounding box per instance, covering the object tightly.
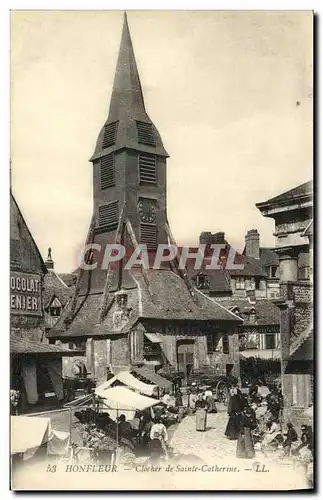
[137,198,157,223]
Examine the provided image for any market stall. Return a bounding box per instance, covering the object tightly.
[131,367,172,391]
[11,415,70,460]
[97,371,159,397]
[94,385,161,421]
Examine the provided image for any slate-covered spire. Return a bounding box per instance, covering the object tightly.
[108,11,146,122]
[92,12,168,159]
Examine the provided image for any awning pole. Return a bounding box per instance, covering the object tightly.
[69,407,72,438]
[116,405,119,448]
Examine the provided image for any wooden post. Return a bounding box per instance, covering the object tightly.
[99,207,126,322]
[125,219,154,299]
[69,407,73,441]
[69,214,96,319]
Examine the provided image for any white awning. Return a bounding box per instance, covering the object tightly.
[94,386,160,421]
[240,349,280,360]
[96,371,158,397]
[144,332,162,343]
[11,416,50,455]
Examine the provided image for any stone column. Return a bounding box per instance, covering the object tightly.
[279,250,298,283]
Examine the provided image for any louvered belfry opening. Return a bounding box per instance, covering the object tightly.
[98,200,119,228]
[136,121,155,146]
[139,153,157,184]
[102,121,119,149]
[140,223,157,250]
[100,153,115,189]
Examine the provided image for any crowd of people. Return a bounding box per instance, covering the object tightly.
[223,382,314,477]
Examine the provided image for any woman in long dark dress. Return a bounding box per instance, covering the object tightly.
[236,406,257,459]
[225,388,246,440]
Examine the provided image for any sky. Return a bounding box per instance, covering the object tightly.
[10,10,313,272]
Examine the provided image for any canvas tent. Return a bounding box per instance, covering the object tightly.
[97,371,158,397]
[94,385,160,421]
[131,367,172,390]
[11,416,70,459]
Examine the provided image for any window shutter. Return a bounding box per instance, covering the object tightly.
[98,201,119,228]
[100,154,115,189]
[136,121,155,146]
[140,224,157,250]
[139,153,157,184]
[222,333,229,354]
[102,121,118,149]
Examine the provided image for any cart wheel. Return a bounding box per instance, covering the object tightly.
[216,381,229,404]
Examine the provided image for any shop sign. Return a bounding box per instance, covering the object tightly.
[10,272,42,316]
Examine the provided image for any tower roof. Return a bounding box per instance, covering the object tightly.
[91,12,168,160]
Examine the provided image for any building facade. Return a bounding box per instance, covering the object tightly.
[256,181,313,415]
[187,230,281,381]
[47,13,242,385]
[10,192,79,412]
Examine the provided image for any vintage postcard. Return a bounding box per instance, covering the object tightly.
[10,10,313,491]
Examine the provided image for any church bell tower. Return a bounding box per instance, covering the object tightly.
[91,13,168,252]
[77,13,170,295]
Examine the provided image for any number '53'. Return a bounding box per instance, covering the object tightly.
[46,465,57,473]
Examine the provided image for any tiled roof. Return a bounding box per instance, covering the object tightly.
[215,298,280,326]
[229,254,268,278]
[58,273,78,287]
[43,270,73,308]
[10,336,81,355]
[48,268,242,339]
[289,324,313,361]
[259,247,279,268]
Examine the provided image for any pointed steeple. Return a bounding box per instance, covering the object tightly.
[92,12,168,159]
[108,11,146,122]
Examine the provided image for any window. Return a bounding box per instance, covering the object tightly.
[235,277,245,289]
[222,333,230,354]
[100,154,115,189]
[255,277,261,290]
[98,200,119,227]
[207,333,222,354]
[265,334,276,350]
[139,153,157,184]
[136,121,155,146]
[50,306,61,317]
[102,121,118,149]
[196,274,208,289]
[73,340,86,351]
[249,309,256,323]
[140,224,157,250]
[270,266,278,278]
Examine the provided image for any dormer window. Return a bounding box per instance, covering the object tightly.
[50,306,61,317]
[235,277,245,289]
[116,290,128,308]
[195,274,208,289]
[270,266,278,278]
[249,308,256,323]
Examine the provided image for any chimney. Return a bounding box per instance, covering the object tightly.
[212,232,225,244]
[199,232,213,245]
[45,247,54,270]
[245,229,260,259]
